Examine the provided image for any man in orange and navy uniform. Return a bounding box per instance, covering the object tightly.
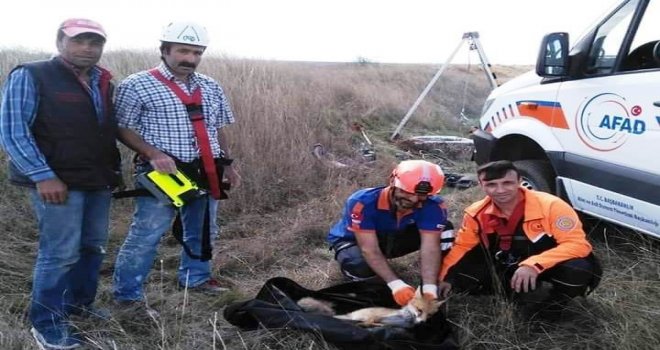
[327,160,454,306]
[438,160,600,313]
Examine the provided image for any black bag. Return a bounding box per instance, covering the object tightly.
[223,277,458,350]
[176,157,232,199]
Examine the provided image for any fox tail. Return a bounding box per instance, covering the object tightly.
[297,297,336,316]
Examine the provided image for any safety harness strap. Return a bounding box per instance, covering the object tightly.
[148,68,223,200]
[172,200,213,261]
[491,199,525,251]
[111,188,151,199]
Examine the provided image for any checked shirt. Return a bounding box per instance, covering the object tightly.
[115,63,234,162]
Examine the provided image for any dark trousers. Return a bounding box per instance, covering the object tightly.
[332,226,422,281]
[446,246,600,300]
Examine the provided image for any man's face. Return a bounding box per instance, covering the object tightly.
[479,170,521,207]
[392,187,427,211]
[162,43,205,77]
[57,33,105,69]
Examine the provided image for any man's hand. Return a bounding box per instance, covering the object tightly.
[387,279,415,306]
[147,150,176,174]
[438,281,452,299]
[511,265,539,293]
[36,178,68,204]
[224,165,242,188]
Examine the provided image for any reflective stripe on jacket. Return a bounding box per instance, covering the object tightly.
[440,188,592,279]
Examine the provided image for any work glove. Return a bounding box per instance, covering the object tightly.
[387,279,415,306]
[419,284,438,300]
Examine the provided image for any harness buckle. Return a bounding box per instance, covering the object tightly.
[186,104,203,120]
[494,250,520,267]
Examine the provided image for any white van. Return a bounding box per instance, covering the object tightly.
[472,0,660,238]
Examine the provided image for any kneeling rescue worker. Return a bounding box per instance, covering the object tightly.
[327,160,455,306]
[438,160,601,315]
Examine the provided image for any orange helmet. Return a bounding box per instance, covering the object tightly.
[390,160,445,195]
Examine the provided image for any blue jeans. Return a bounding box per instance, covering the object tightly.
[112,179,218,302]
[210,197,220,239]
[29,189,111,343]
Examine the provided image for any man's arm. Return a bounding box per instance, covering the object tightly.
[438,213,481,281]
[0,68,55,182]
[519,199,592,272]
[354,230,415,306]
[438,213,482,297]
[217,127,241,188]
[514,198,592,293]
[114,79,176,174]
[214,81,241,188]
[0,68,68,203]
[354,231,398,282]
[117,127,176,174]
[419,230,442,286]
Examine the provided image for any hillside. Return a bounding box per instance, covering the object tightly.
[0,50,658,349]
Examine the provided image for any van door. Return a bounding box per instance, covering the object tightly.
[552,0,660,236]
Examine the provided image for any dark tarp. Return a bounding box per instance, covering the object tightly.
[224,277,458,350]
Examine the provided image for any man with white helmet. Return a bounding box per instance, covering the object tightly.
[112,21,240,306]
[327,160,454,306]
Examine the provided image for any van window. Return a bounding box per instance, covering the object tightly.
[621,1,660,71]
[586,0,639,74]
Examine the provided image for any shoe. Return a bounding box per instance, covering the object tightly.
[535,303,566,321]
[521,292,572,321]
[114,300,160,319]
[69,305,112,321]
[31,327,81,350]
[181,278,230,295]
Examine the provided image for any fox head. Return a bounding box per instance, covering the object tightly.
[403,295,445,324]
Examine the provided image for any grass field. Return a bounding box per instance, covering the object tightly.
[0,49,658,349]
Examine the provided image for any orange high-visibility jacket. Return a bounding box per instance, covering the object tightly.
[439,188,592,280]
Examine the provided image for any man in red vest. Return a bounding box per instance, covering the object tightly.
[112,21,240,309]
[439,161,600,317]
[1,18,119,349]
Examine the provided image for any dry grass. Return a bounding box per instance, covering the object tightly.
[0,49,658,349]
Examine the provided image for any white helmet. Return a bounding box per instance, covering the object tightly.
[160,21,209,47]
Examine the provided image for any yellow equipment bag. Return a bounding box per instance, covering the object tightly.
[136,170,205,207]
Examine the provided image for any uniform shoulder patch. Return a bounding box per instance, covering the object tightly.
[350,211,363,224]
[555,216,576,231]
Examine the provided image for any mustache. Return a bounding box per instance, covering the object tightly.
[178,62,197,68]
[394,196,416,207]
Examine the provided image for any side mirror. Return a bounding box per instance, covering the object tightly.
[536,32,570,77]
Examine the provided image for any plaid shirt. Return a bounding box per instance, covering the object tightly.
[0,60,105,182]
[115,63,234,162]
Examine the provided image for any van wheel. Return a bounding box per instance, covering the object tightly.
[513,160,555,193]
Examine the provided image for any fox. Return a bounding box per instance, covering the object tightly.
[297,294,444,328]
